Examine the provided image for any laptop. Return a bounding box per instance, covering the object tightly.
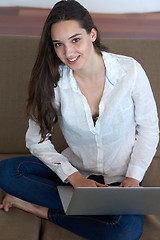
[57,186,160,215]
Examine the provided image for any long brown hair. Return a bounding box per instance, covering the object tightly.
[26,0,107,142]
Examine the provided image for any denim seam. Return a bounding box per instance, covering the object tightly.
[16,161,57,190]
[106,215,122,226]
[48,213,122,225]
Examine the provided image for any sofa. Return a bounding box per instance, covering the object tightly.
[0,35,159,240]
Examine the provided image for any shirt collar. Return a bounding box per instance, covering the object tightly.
[102,51,127,86]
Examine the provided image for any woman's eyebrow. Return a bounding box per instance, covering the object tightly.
[52,33,82,43]
[68,33,82,39]
[52,39,60,43]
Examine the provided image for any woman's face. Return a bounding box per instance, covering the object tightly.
[51,20,97,72]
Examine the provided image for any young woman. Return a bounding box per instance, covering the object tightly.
[0,0,159,239]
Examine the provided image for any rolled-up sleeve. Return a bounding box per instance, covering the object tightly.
[25,119,78,182]
[126,60,159,181]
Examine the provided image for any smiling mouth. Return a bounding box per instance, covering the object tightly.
[67,55,80,64]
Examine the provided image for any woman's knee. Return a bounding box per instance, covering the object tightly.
[117,215,144,240]
[99,215,144,240]
[0,156,37,191]
[0,157,16,177]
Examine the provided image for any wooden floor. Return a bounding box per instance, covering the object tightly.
[0,7,160,38]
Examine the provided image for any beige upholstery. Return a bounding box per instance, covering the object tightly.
[0,35,159,240]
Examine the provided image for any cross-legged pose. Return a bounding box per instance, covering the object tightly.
[0,1,159,239]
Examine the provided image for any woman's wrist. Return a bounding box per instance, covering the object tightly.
[67,171,83,186]
[120,177,140,187]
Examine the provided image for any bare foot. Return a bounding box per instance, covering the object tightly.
[0,194,48,219]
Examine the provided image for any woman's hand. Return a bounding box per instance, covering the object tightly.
[67,172,108,189]
[120,177,140,187]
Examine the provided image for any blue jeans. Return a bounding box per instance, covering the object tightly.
[0,156,144,240]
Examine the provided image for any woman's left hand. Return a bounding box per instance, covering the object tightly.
[120,177,140,187]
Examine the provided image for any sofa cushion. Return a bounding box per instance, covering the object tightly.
[0,209,41,240]
[141,215,160,240]
[0,189,41,240]
[0,35,38,154]
[0,154,31,162]
[41,219,84,240]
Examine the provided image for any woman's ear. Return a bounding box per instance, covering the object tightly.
[90,28,97,42]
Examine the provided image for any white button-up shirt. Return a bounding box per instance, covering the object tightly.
[26,52,159,184]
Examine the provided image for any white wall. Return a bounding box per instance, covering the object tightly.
[0,0,160,13]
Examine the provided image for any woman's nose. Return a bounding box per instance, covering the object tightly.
[65,45,74,57]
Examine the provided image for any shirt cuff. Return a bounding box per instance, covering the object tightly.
[126,163,147,182]
[55,161,78,183]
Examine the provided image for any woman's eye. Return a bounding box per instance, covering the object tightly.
[72,38,80,43]
[54,43,62,48]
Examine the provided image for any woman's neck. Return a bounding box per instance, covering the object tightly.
[73,53,105,82]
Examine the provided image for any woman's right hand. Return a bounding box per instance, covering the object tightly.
[67,172,108,189]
